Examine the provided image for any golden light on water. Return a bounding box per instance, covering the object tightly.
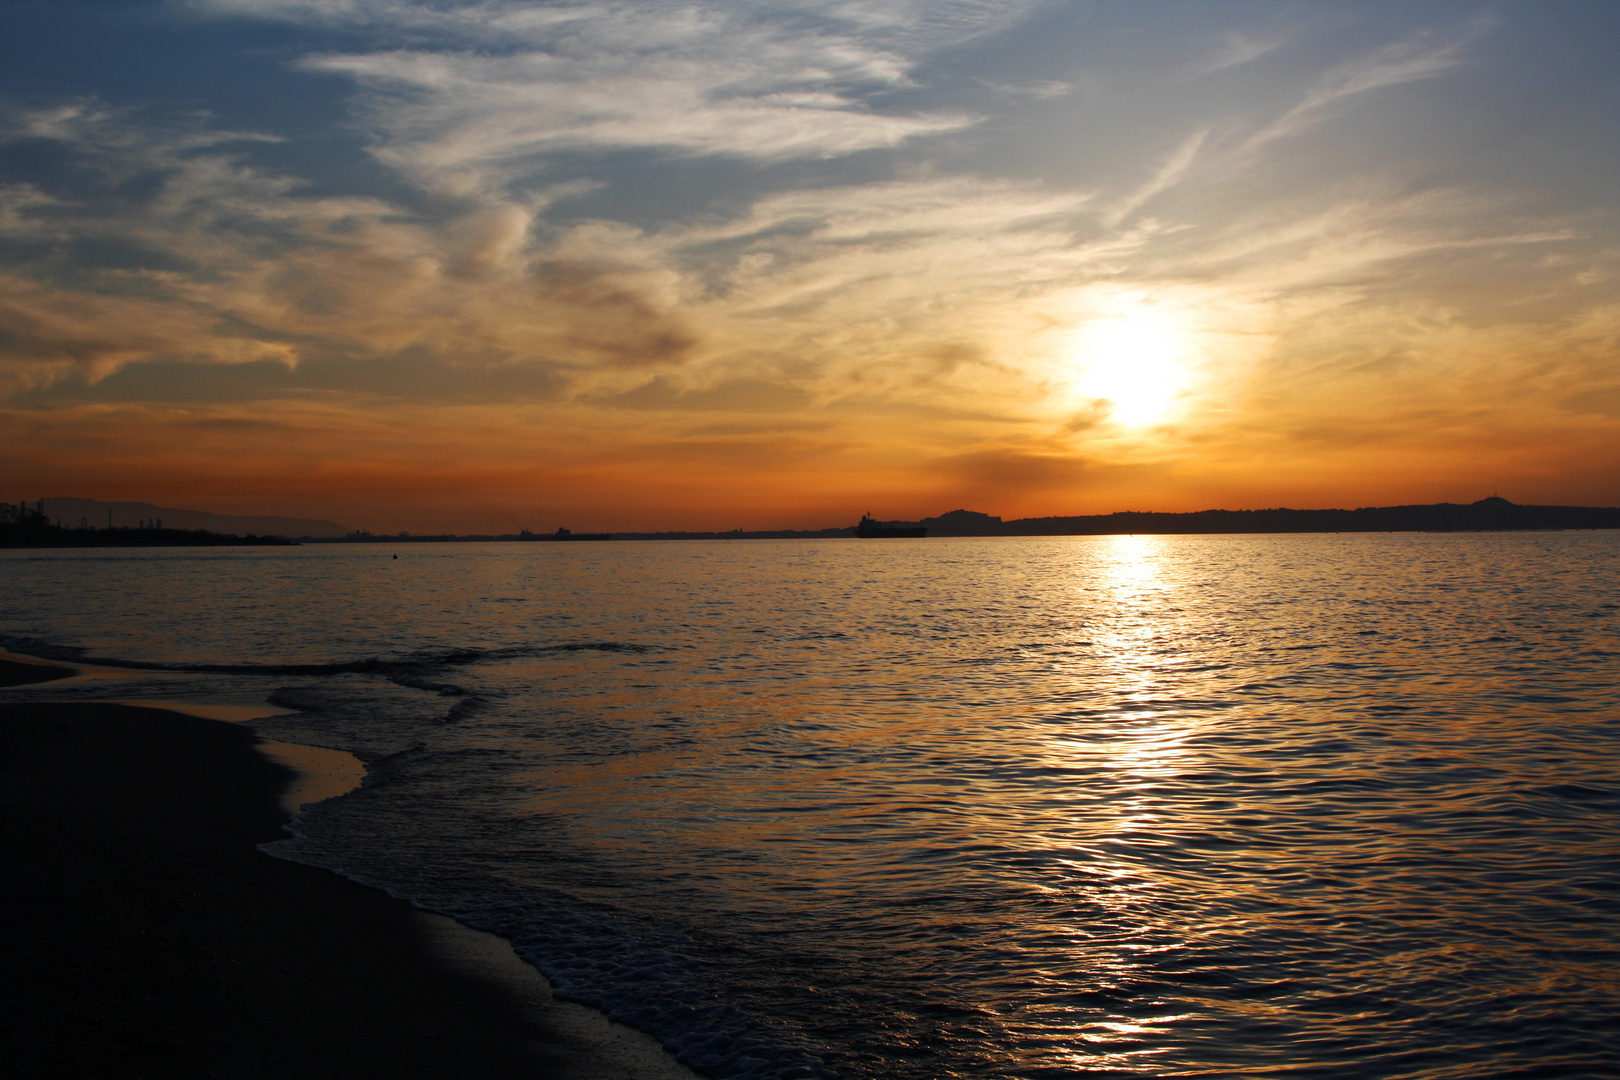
[1100,533,1166,596]
[1096,532,1169,692]
[1052,535,1193,772]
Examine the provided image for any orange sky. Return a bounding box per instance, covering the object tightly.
[3,2,1618,532]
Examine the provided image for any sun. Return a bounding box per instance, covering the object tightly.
[1071,312,1187,426]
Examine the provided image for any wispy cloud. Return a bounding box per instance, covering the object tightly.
[1241,25,1479,153]
[1106,128,1208,226]
[1198,31,1289,75]
[184,0,1040,189]
[307,45,974,181]
[6,3,1617,521]
[185,0,1038,49]
[0,101,702,399]
[0,89,1598,436]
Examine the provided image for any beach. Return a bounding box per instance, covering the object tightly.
[0,657,695,1080]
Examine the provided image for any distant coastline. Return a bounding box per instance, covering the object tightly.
[0,525,298,548]
[910,496,1620,538]
[1,502,297,548]
[6,495,1616,547]
[318,497,1619,541]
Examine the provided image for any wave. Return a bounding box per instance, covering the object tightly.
[1,636,651,679]
[1,636,652,712]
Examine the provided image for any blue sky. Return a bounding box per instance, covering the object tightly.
[2,1,1617,529]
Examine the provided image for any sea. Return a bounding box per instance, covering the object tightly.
[2,532,1616,1079]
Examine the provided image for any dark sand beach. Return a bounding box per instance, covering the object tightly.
[0,657,79,687]
[0,659,685,1079]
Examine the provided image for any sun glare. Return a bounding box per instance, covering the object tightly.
[1072,312,1187,426]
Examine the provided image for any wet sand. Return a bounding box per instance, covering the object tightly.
[0,660,695,1079]
[0,655,77,687]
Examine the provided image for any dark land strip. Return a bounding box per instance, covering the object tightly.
[0,525,296,548]
[6,495,1617,546]
[199,496,1620,542]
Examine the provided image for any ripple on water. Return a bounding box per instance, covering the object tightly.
[2,532,1617,1078]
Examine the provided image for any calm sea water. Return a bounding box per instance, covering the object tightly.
[2,533,1617,1079]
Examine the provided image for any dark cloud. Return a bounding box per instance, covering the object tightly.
[1064,399,1111,432]
[532,261,697,368]
[0,307,131,365]
[13,347,570,406]
[1562,386,1620,418]
[933,448,1094,494]
[599,375,811,413]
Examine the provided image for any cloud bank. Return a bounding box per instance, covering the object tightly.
[1,1,1616,527]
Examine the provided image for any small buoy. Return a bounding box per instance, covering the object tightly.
[393,553,398,559]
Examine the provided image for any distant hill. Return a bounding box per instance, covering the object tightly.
[921,509,1005,535]
[925,498,1620,536]
[38,498,349,538]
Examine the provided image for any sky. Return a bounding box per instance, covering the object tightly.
[2,0,1618,532]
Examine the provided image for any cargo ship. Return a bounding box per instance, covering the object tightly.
[533,527,610,541]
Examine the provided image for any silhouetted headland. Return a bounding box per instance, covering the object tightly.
[918,497,1620,536]
[606,497,1619,539]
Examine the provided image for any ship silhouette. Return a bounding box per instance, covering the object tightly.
[528,527,611,541]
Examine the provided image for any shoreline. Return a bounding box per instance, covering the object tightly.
[0,660,698,1079]
[0,655,77,687]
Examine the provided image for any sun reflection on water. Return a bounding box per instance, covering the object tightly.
[1092,534,1180,724]
[1025,535,1213,1072]
[12,535,1605,1078]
